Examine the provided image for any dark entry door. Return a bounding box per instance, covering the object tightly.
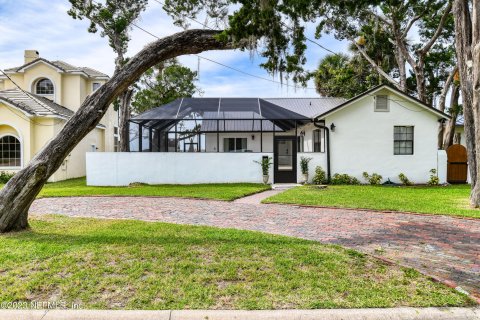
[274,136,297,183]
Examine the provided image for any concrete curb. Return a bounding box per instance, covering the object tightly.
[1,308,479,320]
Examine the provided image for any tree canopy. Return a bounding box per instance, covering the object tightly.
[132,59,201,114]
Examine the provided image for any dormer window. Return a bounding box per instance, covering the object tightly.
[35,78,54,95]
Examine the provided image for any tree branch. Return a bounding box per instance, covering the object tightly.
[419,2,453,55]
[352,41,400,88]
[438,66,458,112]
[401,14,423,38]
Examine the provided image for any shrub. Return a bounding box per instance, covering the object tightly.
[398,173,413,186]
[362,172,383,185]
[300,157,312,175]
[312,166,327,185]
[254,157,273,176]
[428,169,439,186]
[331,173,360,185]
[0,171,15,184]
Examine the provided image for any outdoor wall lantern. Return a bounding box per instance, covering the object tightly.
[330,123,336,132]
[251,135,255,140]
[300,130,305,136]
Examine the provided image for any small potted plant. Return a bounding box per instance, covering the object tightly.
[254,157,273,184]
[300,156,312,184]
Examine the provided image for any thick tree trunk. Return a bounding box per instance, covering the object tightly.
[119,89,133,152]
[437,67,457,149]
[453,0,479,205]
[395,46,407,92]
[414,61,427,103]
[0,29,231,232]
[442,85,460,149]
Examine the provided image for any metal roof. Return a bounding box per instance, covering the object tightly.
[263,97,346,118]
[132,98,311,121]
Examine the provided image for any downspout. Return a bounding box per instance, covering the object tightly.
[313,120,331,182]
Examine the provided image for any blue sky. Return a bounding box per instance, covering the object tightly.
[0,0,349,97]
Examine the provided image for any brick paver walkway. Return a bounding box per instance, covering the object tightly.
[30,197,480,299]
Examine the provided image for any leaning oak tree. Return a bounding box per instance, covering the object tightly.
[0,0,378,232]
[68,0,149,152]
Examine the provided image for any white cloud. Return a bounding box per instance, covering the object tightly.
[0,0,347,98]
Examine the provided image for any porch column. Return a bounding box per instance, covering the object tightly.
[174,122,178,152]
[149,127,153,152]
[217,119,220,152]
[138,123,143,152]
[260,120,263,152]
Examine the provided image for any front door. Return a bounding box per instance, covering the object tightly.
[274,136,297,183]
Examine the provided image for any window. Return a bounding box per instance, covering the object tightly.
[375,95,389,112]
[0,135,21,167]
[35,78,54,95]
[92,82,101,91]
[313,129,325,152]
[297,136,304,152]
[394,126,414,155]
[224,138,247,152]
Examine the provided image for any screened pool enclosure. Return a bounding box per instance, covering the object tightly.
[130,98,311,153]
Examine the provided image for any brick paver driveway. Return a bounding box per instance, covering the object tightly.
[30,196,480,299]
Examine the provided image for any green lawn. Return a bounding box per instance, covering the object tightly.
[264,184,480,219]
[0,215,473,309]
[1,177,270,201]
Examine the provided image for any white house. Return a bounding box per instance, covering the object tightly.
[87,84,449,186]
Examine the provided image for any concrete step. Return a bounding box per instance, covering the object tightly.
[272,183,301,190]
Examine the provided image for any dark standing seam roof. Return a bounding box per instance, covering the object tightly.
[132,98,311,122]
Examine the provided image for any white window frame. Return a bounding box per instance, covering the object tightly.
[313,129,325,153]
[32,77,55,101]
[0,133,23,169]
[393,126,414,155]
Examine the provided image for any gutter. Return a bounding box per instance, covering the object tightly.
[313,120,331,182]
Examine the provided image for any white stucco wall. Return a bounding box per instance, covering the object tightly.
[88,88,447,185]
[87,152,274,186]
[297,152,327,183]
[321,89,443,184]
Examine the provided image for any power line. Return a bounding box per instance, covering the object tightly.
[130,21,317,91]
[0,69,63,126]
[152,0,433,97]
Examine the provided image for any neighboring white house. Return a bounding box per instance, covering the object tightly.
[87,84,449,186]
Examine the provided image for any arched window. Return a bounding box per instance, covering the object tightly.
[35,78,54,95]
[0,135,21,167]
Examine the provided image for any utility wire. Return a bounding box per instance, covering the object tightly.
[0,69,63,126]
[150,0,426,96]
[130,21,317,90]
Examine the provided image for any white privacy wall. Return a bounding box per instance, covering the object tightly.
[297,152,328,183]
[323,88,446,184]
[87,152,273,186]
